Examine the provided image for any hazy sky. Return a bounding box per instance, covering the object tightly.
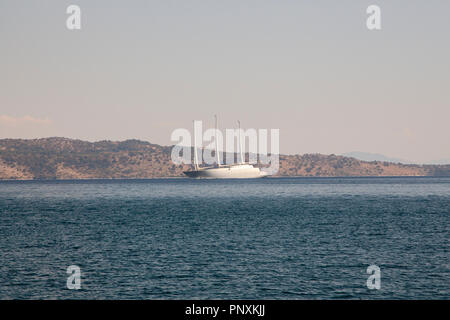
[1,1,449,163]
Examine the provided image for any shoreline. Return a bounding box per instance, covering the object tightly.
[1,175,447,182]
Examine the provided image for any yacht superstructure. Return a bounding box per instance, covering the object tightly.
[183,116,268,179]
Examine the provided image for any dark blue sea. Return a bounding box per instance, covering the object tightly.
[0,177,449,299]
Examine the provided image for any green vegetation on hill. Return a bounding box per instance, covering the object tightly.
[0,138,448,179]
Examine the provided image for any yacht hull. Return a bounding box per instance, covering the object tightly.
[184,164,267,179]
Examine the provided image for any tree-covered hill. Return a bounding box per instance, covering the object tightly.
[0,138,448,179]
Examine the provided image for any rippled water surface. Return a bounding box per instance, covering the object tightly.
[0,177,449,299]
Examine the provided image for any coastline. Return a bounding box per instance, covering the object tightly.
[0,175,445,182]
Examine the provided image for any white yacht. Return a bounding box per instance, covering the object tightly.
[183,117,268,179]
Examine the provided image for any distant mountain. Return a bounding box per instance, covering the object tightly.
[428,158,450,165]
[343,151,450,165]
[342,152,414,164]
[0,138,449,179]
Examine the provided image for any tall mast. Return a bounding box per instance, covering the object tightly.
[193,120,199,170]
[238,120,244,164]
[215,115,220,167]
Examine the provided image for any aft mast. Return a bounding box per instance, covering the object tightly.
[238,120,244,164]
[193,120,199,171]
[215,115,221,167]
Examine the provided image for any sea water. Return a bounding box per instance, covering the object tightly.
[0,177,448,299]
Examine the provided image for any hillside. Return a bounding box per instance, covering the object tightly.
[0,138,448,179]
